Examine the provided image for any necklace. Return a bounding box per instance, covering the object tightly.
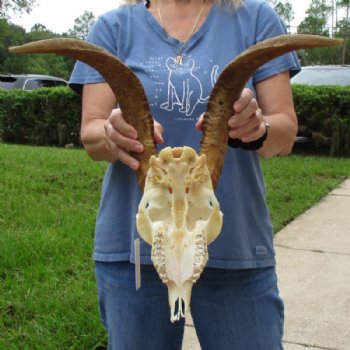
[157,0,206,64]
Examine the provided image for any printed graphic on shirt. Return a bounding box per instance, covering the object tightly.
[141,56,219,121]
[161,57,210,117]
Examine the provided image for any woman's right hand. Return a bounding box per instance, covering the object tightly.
[104,108,163,170]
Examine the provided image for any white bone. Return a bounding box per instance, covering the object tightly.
[136,146,223,322]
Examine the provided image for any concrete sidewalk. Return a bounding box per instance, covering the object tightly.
[183,179,350,350]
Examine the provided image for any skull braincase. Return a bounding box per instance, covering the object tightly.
[136,146,223,322]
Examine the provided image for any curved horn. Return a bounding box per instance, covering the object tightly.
[200,34,344,190]
[10,38,156,190]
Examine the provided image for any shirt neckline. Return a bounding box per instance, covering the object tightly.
[141,3,216,52]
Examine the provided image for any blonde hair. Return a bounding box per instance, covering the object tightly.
[125,0,244,8]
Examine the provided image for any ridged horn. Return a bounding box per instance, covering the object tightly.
[10,38,156,190]
[200,34,344,190]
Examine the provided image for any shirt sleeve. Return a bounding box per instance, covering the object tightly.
[69,14,119,96]
[253,2,300,84]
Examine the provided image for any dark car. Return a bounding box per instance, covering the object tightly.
[291,65,350,86]
[0,74,68,91]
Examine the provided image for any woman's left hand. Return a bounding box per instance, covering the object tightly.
[197,72,298,158]
[196,88,267,142]
[227,88,267,143]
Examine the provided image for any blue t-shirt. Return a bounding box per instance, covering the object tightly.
[69,0,300,269]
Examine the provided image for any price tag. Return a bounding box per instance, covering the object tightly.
[134,238,141,290]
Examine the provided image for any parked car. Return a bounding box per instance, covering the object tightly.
[0,74,68,91]
[291,65,350,86]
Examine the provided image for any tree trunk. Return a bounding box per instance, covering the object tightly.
[341,3,349,64]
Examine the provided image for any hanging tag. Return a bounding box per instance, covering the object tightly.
[134,238,141,290]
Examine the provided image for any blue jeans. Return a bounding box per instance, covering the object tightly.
[95,262,284,350]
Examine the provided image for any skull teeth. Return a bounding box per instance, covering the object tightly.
[151,229,169,283]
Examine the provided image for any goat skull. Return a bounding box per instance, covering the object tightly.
[136,147,222,321]
[9,34,343,322]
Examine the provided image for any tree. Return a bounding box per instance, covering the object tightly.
[295,0,340,65]
[1,0,37,17]
[0,19,26,72]
[0,19,74,78]
[266,0,295,30]
[336,0,350,63]
[297,0,332,36]
[68,11,95,40]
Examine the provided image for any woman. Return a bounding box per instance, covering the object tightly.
[69,0,300,348]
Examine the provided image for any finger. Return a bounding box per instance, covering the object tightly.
[104,131,140,170]
[113,129,144,153]
[229,98,259,127]
[229,109,263,140]
[115,148,140,171]
[153,120,164,144]
[109,108,138,139]
[233,88,254,113]
[228,118,258,140]
[104,132,118,157]
[105,121,144,153]
[195,113,204,131]
[241,121,266,143]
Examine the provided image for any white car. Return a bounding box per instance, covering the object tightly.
[0,74,68,91]
[291,65,350,86]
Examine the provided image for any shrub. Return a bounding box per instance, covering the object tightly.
[292,85,350,156]
[0,87,81,146]
[0,85,349,156]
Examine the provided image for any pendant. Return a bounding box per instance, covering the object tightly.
[175,55,183,65]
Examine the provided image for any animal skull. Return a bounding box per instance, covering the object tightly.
[9,34,343,322]
[136,147,223,321]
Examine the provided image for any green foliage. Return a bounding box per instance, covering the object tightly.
[266,0,295,29]
[0,18,74,79]
[297,0,332,36]
[296,0,350,64]
[297,45,344,65]
[0,144,108,349]
[261,154,350,231]
[68,11,95,40]
[0,87,81,146]
[292,84,350,156]
[0,20,26,70]
[1,0,37,17]
[0,85,350,156]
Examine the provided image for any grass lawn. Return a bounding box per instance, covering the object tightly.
[0,143,349,349]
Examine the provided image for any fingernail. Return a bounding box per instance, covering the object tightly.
[135,144,144,152]
[131,161,139,170]
[229,131,238,138]
[234,102,242,112]
[128,131,137,139]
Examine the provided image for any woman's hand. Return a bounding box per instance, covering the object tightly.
[197,72,298,157]
[227,88,267,143]
[104,108,163,170]
[195,88,267,143]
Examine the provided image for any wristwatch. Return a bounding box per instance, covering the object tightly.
[228,119,270,151]
[261,120,270,142]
